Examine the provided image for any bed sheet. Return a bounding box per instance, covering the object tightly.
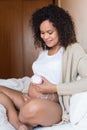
[0,77,87,130]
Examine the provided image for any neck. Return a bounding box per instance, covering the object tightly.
[48,45,61,55]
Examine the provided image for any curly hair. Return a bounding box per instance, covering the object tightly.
[31,4,77,49]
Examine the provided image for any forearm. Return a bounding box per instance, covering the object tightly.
[57,77,87,95]
[0,85,24,109]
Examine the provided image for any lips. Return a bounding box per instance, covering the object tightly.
[45,40,52,45]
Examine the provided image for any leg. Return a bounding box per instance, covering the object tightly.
[0,92,29,130]
[0,85,25,109]
[19,98,62,127]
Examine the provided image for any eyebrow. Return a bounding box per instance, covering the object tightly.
[40,29,56,33]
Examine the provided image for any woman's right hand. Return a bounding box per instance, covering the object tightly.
[22,93,31,102]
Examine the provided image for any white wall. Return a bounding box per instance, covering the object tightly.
[59,0,87,52]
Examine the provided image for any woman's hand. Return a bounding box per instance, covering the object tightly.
[34,76,57,94]
[28,78,58,102]
[22,93,31,102]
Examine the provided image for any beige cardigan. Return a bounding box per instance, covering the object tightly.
[57,43,87,122]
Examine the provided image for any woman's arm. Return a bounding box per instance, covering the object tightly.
[57,45,87,96]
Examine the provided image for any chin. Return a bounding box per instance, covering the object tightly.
[46,46,52,50]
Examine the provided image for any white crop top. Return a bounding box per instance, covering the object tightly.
[32,47,64,84]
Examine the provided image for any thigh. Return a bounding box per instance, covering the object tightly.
[19,98,62,127]
[33,99,62,126]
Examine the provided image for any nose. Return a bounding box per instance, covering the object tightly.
[44,33,49,39]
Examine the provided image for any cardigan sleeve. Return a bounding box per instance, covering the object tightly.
[57,44,87,96]
[57,76,87,95]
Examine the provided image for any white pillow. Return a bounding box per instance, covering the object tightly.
[69,92,87,125]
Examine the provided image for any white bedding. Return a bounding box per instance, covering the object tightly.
[0,76,31,93]
[0,77,87,130]
[34,123,87,130]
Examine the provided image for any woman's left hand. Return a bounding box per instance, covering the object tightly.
[34,76,57,94]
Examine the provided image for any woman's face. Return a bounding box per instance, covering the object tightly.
[40,20,59,48]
